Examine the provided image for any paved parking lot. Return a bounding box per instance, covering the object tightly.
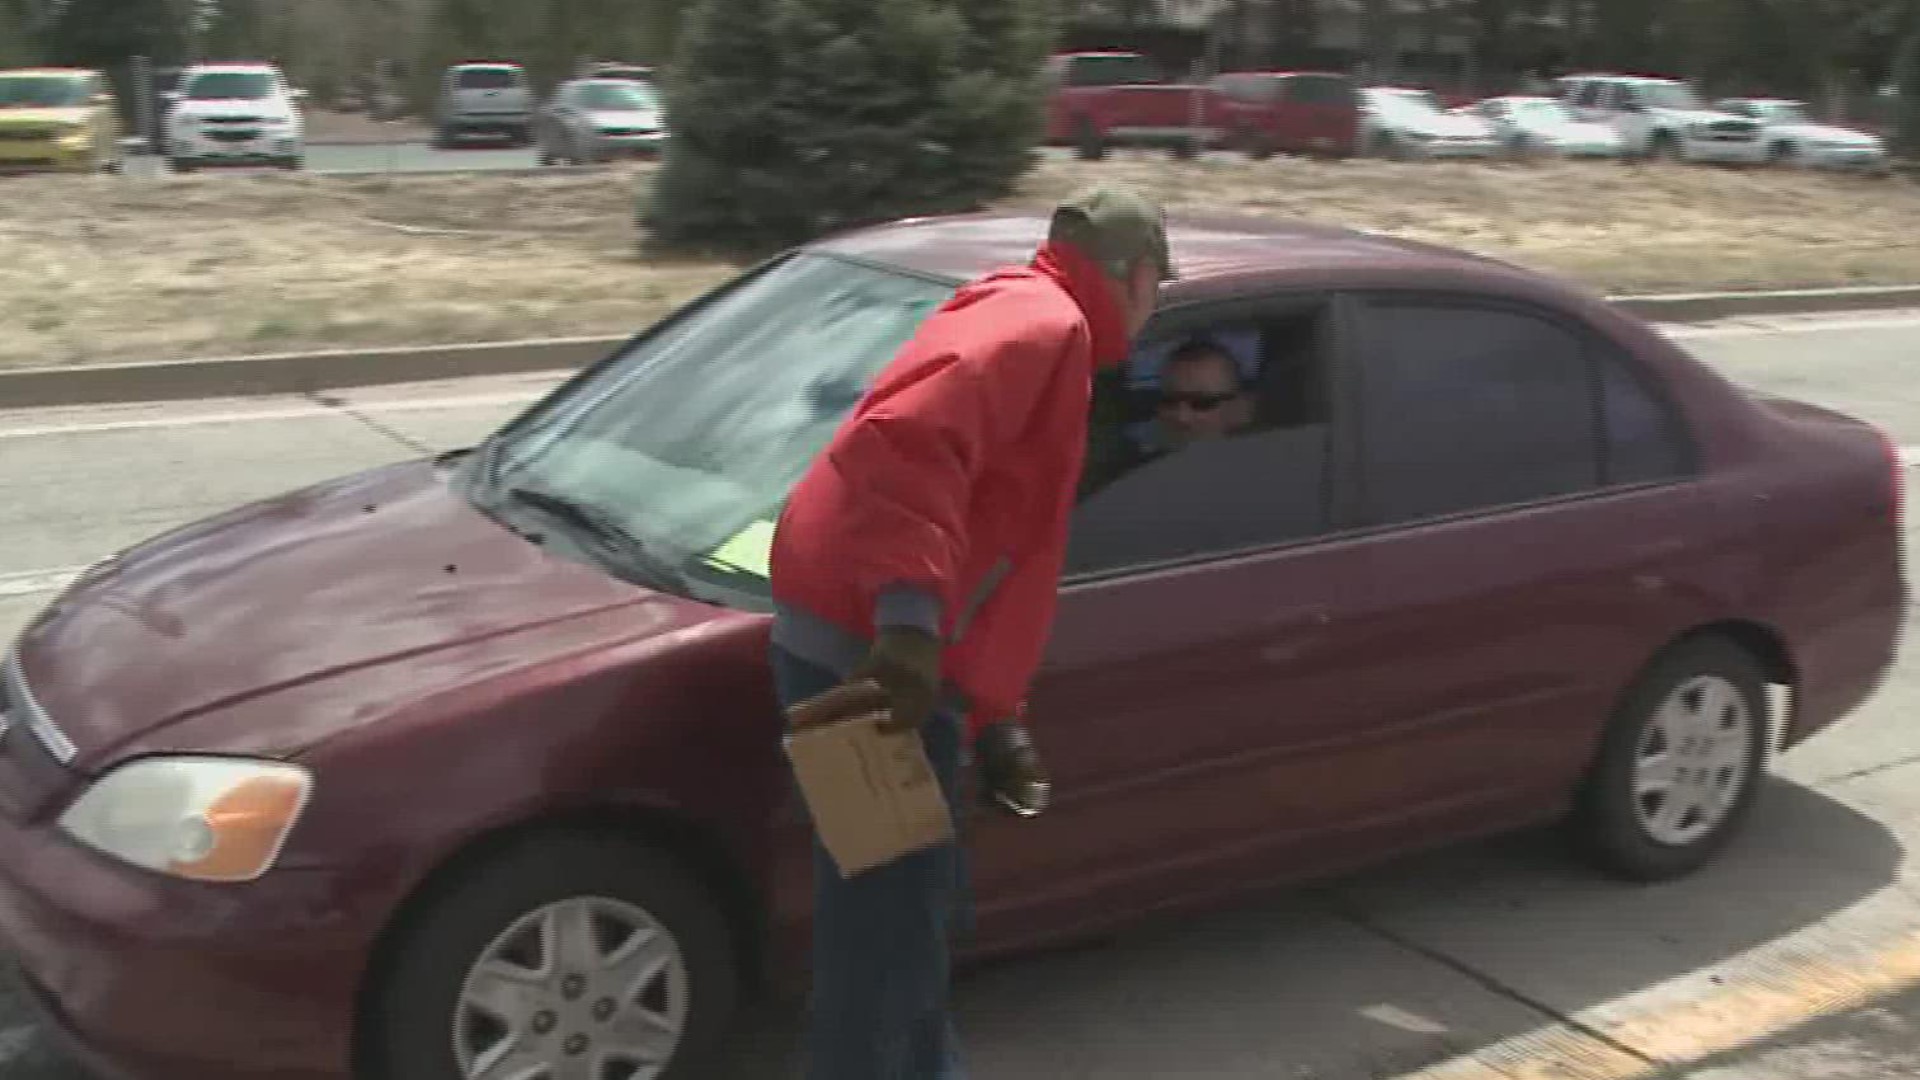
[4,312,1920,1077]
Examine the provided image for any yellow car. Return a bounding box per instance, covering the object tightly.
[0,67,122,174]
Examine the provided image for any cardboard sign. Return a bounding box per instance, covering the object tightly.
[784,708,956,878]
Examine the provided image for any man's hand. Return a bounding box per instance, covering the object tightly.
[848,625,943,734]
[975,720,1051,818]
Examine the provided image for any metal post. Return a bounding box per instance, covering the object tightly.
[133,55,153,154]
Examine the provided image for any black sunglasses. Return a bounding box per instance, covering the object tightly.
[1158,390,1240,412]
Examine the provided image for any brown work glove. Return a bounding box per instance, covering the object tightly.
[847,625,943,734]
[976,719,1052,818]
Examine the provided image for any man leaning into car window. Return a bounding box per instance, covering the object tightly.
[766,185,1175,1080]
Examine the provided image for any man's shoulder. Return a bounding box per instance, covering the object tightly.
[942,265,1088,343]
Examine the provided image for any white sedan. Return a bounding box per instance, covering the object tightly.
[1358,87,1500,160]
[1716,98,1890,174]
[1457,96,1623,159]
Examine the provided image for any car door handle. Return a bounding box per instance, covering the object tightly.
[1262,605,1332,632]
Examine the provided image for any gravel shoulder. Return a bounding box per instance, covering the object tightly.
[3,153,1918,371]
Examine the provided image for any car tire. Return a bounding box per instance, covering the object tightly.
[1650,131,1682,163]
[1238,127,1273,160]
[168,156,196,174]
[1372,132,1404,160]
[1073,117,1105,162]
[364,831,739,1080]
[433,126,456,150]
[1569,635,1769,883]
[278,155,304,171]
[1768,141,1796,167]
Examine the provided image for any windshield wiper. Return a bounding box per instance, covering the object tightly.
[502,485,691,594]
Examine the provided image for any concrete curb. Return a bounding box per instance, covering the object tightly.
[0,337,623,410]
[4,284,1918,410]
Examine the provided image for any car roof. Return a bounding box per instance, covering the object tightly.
[1225,70,1349,78]
[183,63,281,75]
[1,68,97,77]
[808,211,1542,295]
[452,62,523,70]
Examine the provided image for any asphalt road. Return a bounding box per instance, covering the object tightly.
[5,311,1920,1078]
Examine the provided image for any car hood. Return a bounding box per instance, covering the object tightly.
[590,108,664,130]
[1661,108,1754,126]
[1535,119,1618,141]
[174,98,292,122]
[11,461,715,765]
[0,107,89,127]
[1772,122,1879,146]
[1406,112,1490,137]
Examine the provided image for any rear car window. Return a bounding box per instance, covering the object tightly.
[1355,301,1600,524]
[1287,75,1355,106]
[1067,54,1164,88]
[456,67,522,90]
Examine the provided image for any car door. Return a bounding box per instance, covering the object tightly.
[961,294,1445,948]
[1331,291,1712,819]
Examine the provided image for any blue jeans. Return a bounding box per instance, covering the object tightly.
[771,644,970,1080]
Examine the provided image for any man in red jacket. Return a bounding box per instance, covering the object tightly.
[768,185,1173,1079]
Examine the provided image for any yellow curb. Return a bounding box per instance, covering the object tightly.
[1396,899,1920,1079]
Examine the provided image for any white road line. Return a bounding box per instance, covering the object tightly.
[1,446,1916,603]
[1664,313,1920,340]
[0,567,83,599]
[0,388,550,441]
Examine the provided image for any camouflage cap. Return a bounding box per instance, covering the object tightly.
[1048,184,1177,281]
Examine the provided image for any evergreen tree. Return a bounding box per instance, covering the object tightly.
[644,0,1054,253]
[43,0,188,68]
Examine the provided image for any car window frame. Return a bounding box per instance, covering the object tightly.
[1335,288,1699,534]
[1061,288,1360,589]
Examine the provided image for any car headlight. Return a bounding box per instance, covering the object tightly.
[58,756,312,883]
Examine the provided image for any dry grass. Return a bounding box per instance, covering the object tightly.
[3,153,1919,371]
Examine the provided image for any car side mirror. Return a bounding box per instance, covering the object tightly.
[93,93,113,106]
[161,90,182,104]
[290,88,308,102]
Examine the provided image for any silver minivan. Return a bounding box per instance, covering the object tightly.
[435,62,534,147]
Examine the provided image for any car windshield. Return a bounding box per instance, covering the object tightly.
[1638,81,1704,111]
[579,82,655,110]
[0,75,89,108]
[466,253,955,605]
[1511,99,1573,123]
[186,71,274,100]
[1757,102,1811,124]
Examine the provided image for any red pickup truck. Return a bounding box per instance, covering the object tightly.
[1043,51,1221,160]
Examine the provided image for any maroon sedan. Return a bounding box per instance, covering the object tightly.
[0,212,1904,1080]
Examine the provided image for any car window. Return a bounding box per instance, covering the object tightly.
[1068,304,1337,576]
[457,67,521,90]
[1598,346,1691,484]
[578,82,655,110]
[1576,82,1603,109]
[1288,75,1353,106]
[1354,300,1600,525]
[1068,54,1163,87]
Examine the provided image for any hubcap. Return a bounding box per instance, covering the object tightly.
[453,896,690,1080]
[1632,675,1753,846]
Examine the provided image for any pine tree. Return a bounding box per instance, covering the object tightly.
[644,0,1054,253]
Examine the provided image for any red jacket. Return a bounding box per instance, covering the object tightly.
[768,240,1132,733]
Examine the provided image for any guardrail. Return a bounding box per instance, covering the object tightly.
[3,284,1918,411]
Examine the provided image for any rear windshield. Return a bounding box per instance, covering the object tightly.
[1288,75,1355,106]
[1067,54,1164,87]
[456,67,522,90]
[185,71,274,101]
[578,82,657,111]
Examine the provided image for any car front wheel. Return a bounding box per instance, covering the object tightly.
[365,831,740,1080]
[1570,635,1769,882]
